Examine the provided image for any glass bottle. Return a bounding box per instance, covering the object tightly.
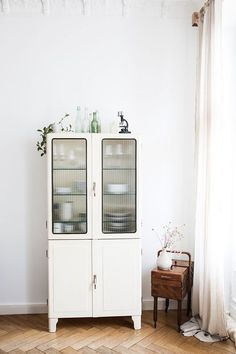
[110,119,118,133]
[89,113,92,132]
[82,107,90,133]
[75,106,82,133]
[96,110,101,133]
[91,111,98,133]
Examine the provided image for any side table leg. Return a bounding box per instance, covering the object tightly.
[153,296,158,328]
[187,289,192,316]
[165,298,169,312]
[177,300,182,332]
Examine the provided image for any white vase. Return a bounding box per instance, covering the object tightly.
[157,249,172,270]
[59,202,73,221]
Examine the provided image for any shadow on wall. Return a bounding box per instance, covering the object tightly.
[25,138,48,308]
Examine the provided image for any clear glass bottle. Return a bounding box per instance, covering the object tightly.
[91,111,98,133]
[82,107,90,133]
[75,106,82,133]
[110,119,118,133]
[89,113,92,132]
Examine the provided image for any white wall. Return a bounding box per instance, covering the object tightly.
[0,0,200,313]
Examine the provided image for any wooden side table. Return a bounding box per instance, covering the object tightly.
[151,251,193,331]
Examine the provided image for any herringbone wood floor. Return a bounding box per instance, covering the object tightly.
[0,311,235,354]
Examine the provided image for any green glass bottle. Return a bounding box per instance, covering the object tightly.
[91,111,98,133]
[96,110,101,133]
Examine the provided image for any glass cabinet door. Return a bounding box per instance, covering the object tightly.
[52,139,87,235]
[102,139,136,234]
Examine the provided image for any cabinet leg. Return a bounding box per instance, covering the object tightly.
[153,296,157,328]
[177,300,182,332]
[132,316,141,330]
[49,318,58,333]
[165,298,169,313]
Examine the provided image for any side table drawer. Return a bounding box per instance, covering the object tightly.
[152,269,186,282]
[152,276,182,288]
[151,267,188,300]
[152,283,187,300]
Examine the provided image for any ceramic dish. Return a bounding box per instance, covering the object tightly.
[106,184,128,194]
[55,187,71,194]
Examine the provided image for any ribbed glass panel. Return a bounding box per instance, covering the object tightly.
[52,139,87,235]
[102,139,136,234]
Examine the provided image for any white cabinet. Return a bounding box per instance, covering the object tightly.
[47,134,141,332]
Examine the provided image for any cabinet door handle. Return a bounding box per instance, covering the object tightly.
[93,182,96,197]
[93,275,97,289]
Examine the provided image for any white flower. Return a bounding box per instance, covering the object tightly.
[152,222,185,250]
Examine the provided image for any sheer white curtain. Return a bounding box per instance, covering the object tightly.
[191,0,228,337]
[222,0,236,345]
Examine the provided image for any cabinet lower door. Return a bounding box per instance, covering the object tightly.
[48,240,92,318]
[92,239,141,317]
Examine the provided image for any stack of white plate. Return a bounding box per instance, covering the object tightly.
[105,211,131,231]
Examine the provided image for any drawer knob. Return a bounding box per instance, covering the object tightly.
[160,275,172,279]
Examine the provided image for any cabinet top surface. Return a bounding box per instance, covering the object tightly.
[47,133,140,140]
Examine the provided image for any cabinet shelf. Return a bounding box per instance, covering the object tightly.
[103,168,135,171]
[53,220,86,223]
[104,153,131,157]
[53,168,86,171]
[53,193,86,196]
[103,220,135,222]
[103,193,135,196]
[103,228,136,233]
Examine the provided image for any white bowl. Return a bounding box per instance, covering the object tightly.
[106,184,128,194]
[55,187,71,194]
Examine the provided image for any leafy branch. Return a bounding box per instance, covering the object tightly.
[36,113,72,157]
[57,113,72,132]
[36,124,53,156]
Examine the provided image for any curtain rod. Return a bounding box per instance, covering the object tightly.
[192,0,211,27]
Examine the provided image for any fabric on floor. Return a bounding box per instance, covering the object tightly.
[226,315,236,347]
[180,317,228,343]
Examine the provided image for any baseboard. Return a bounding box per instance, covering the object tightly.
[0,300,187,316]
[142,298,188,311]
[0,303,47,315]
